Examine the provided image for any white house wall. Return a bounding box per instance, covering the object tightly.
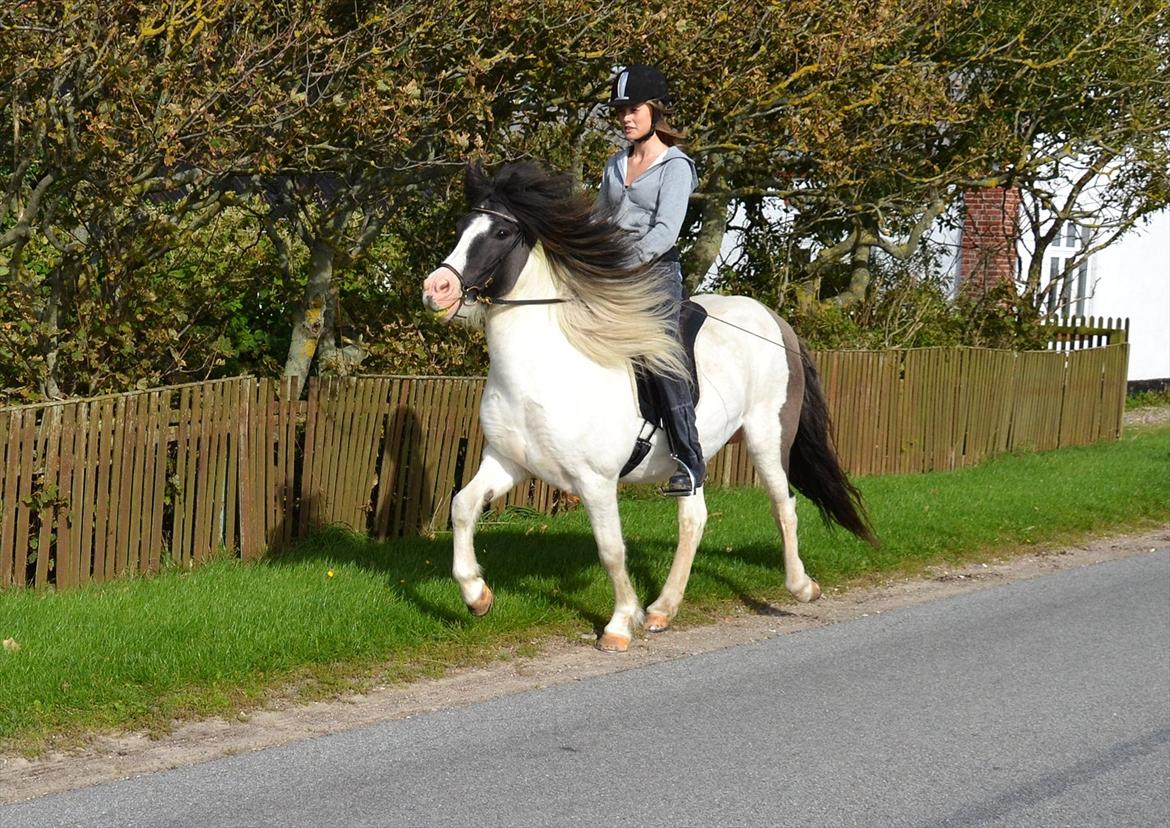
[1081,209,1169,381]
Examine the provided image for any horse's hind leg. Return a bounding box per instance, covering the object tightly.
[645,492,708,632]
[580,481,643,652]
[451,447,523,615]
[744,415,821,603]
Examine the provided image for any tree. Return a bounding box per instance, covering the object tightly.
[3,0,1166,400]
[0,2,331,395]
[0,1,470,396]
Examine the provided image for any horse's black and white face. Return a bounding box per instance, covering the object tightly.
[422,205,531,323]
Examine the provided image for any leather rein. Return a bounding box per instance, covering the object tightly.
[437,207,568,308]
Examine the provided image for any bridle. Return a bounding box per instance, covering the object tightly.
[436,207,568,308]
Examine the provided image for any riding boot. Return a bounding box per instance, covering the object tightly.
[655,371,706,497]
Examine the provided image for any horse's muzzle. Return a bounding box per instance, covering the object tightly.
[422,268,462,323]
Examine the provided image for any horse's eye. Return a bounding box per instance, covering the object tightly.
[495,228,510,240]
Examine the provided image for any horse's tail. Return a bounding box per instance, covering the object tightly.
[787,343,879,547]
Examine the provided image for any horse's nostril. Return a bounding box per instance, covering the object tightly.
[423,269,460,308]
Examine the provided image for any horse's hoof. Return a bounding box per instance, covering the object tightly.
[644,611,672,633]
[467,584,494,617]
[596,632,631,653]
[796,579,822,603]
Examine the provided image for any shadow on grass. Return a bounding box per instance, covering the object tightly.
[268,523,628,634]
[268,520,804,636]
[681,542,800,616]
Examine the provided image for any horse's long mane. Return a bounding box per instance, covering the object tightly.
[466,161,688,380]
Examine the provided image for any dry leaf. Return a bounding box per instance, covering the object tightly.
[2,638,20,653]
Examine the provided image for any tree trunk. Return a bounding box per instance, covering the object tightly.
[315,282,368,376]
[282,238,335,396]
[684,159,729,294]
[828,238,873,308]
[39,265,63,399]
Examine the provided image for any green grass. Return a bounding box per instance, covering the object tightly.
[2,424,1168,753]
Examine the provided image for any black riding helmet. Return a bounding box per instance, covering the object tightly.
[607,64,670,108]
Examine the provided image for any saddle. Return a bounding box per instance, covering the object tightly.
[621,299,708,477]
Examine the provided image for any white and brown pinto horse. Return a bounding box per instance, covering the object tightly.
[422,162,875,652]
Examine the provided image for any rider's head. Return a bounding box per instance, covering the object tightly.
[606,64,684,147]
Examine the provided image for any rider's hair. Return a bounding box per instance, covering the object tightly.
[647,100,685,147]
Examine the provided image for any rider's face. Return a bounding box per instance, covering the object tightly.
[614,103,652,140]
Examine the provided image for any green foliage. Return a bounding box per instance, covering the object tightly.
[1126,388,1170,411]
[716,241,1046,351]
[1,425,1166,752]
[2,0,1166,398]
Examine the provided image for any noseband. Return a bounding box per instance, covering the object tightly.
[437,207,567,308]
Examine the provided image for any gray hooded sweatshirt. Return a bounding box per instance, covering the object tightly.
[595,145,698,265]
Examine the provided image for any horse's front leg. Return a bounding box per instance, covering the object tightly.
[645,490,708,632]
[580,482,643,653]
[452,446,523,615]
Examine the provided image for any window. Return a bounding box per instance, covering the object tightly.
[1047,256,1061,314]
[1074,260,1089,316]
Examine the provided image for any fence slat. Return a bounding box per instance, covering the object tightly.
[128,393,149,575]
[261,378,278,548]
[299,378,320,534]
[56,404,78,588]
[145,393,167,574]
[425,378,457,531]
[0,411,17,586]
[279,376,298,549]
[354,378,390,531]
[192,383,216,563]
[316,378,340,525]
[375,379,409,538]
[11,410,36,586]
[239,378,259,561]
[403,378,436,534]
[90,399,114,581]
[68,403,92,585]
[31,406,60,587]
[139,391,162,574]
[223,379,243,558]
[257,377,275,552]
[342,379,379,530]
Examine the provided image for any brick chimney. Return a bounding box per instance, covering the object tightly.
[959,186,1021,295]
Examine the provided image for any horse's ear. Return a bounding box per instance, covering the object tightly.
[464,162,491,207]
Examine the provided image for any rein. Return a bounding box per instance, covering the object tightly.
[439,207,568,308]
[704,313,801,355]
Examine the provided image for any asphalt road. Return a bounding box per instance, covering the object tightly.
[4,549,1168,827]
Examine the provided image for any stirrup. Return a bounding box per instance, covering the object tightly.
[660,463,699,497]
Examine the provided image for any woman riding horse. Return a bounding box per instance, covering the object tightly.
[421,158,876,652]
[595,64,704,497]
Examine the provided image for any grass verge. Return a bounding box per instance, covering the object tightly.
[2,424,1168,754]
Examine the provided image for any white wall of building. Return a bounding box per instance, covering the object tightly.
[1081,210,1169,381]
[1016,208,1169,381]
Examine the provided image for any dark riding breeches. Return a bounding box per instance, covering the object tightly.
[654,263,706,485]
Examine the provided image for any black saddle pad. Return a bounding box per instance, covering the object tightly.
[634,299,707,428]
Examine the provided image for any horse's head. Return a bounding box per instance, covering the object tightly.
[422,165,533,323]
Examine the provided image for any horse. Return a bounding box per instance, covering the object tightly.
[422,161,876,652]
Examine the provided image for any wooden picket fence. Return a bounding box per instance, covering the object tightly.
[0,378,300,591]
[0,343,1128,590]
[1044,314,1129,351]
